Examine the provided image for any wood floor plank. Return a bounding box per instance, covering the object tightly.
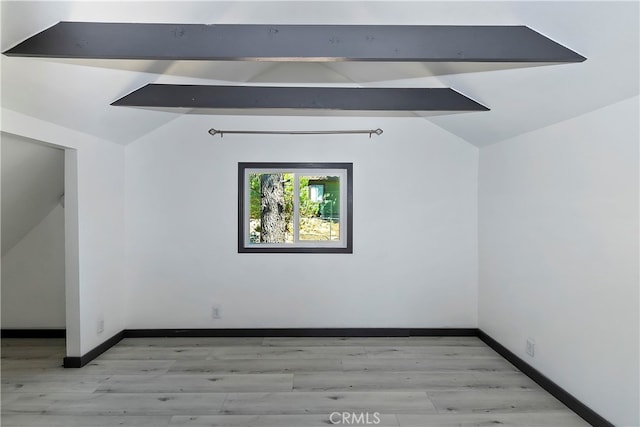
[78,359,176,375]
[2,375,109,393]
[0,359,64,370]
[427,389,566,413]
[1,392,68,414]
[208,345,369,359]
[3,392,227,416]
[293,371,540,392]
[341,357,518,372]
[206,345,497,360]
[221,391,437,415]
[118,337,265,347]
[1,393,23,406]
[396,412,590,426]
[169,413,400,426]
[0,414,171,427]
[363,345,499,359]
[169,358,342,374]
[97,373,293,393]
[262,337,484,347]
[97,347,212,360]
[2,360,175,376]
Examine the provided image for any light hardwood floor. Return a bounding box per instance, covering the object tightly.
[1,336,590,426]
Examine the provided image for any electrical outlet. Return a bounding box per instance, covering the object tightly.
[97,319,104,334]
[526,338,535,357]
[211,306,221,319]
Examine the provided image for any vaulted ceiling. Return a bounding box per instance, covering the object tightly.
[1,1,638,147]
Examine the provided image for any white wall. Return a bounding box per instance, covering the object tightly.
[1,133,66,329]
[1,204,66,328]
[478,96,639,427]
[125,114,479,328]
[1,132,65,256]
[1,109,126,357]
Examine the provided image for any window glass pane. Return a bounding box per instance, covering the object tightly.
[308,184,324,202]
[299,175,340,241]
[249,172,294,244]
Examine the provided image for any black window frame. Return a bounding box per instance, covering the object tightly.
[238,162,353,254]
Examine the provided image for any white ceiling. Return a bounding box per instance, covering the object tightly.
[1,1,638,147]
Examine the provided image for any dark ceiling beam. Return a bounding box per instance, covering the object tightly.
[111,85,489,111]
[4,22,585,62]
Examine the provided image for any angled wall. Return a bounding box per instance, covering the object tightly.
[478,96,639,427]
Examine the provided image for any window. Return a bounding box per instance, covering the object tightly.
[238,162,353,253]
[308,184,324,203]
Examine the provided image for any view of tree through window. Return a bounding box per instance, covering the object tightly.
[249,173,340,243]
[239,163,352,253]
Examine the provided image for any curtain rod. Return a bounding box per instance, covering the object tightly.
[208,128,383,138]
